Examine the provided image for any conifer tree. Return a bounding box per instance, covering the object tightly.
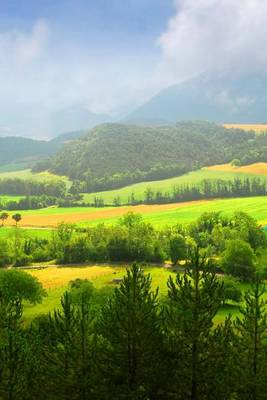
[165,248,227,400]
[97,263,163,399]
[234,278,267,400]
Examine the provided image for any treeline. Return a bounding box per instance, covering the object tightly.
[0,178,67,197]
[35,121,267,191]
[0,211,266,282]
[0,259,267,399]
[128,177,267,205]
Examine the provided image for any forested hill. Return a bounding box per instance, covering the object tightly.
[0,136,57,165]
[35,121,267,192]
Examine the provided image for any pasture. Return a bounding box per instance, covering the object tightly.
[0,168,70,184]
[21,265,236,323]
[82,163,267,204]
[1,196,267,231]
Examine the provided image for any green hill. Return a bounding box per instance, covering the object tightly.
[36,121,267,192]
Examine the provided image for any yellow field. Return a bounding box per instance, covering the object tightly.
[207,162,267,175]
[224,124,267,133]
[26,265,121,289]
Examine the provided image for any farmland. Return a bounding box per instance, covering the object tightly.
[1,196,267,232]
[0,168,70,184]
[82,163,267,204]
[224,123,267,133]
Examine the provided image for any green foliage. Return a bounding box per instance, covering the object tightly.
[0,269,46,305]
[234,279,267,399]
[97,263,163,399]
[42,121,267,191]
[221,239,256,281]
[169,233,187,264]
[222,276,243,304]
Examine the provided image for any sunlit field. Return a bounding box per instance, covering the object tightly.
[224,123,267,133]
[1,196,267,230]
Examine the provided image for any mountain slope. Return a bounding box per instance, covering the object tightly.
[37,121,267,192]
[126,72,267,124]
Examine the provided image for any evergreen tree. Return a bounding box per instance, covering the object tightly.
[234,278,267,399]
[165,248,227,400]
[97,263,163,399]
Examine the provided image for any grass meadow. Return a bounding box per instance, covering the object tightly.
[21,263,262,325]
[1,196,267,231]
[82,163,267,204]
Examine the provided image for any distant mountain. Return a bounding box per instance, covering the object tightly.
[49,106,113,137]
[0,105,112,139]
[125,71,267,124]
[37,121,267,192]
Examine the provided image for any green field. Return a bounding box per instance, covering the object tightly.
[22,264,263,324]
[0,168,70,184]
[82,167,267,204]
[0,195,24,204]
[1,196,267,233]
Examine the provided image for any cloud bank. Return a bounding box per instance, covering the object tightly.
[157,0,267,85]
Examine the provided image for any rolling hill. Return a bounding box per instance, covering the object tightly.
[37,121,267,192]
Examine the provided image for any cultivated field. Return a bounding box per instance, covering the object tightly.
[82,164,267,204]
[1,196,267,231]
[224,123,267,133]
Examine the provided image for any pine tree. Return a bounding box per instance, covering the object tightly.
[234,278,267,400]
[97,263,163,400]
[165,247,227,400]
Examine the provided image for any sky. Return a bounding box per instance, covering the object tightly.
[1,0,267,137]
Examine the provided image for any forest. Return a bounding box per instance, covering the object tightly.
[34,121,267,192]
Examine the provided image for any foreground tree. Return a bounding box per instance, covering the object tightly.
[165,248,233,400]
[97,263,163,399]
[234,278,267,399]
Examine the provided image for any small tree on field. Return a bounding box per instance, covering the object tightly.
[0,212,9,227]
[12,213,22,227]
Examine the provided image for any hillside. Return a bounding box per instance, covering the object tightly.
[0,136,58,166]
[126,71,267,124]
[36,121,267,192]
[0,129,88,168]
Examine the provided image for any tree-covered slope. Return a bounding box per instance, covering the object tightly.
[35,121,267,192]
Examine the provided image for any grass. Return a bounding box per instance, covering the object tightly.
[82,164,267,204]
[0,195,24,204]
[0,227,53,239]
[0,168,70,184]
[2,196,267,230]
[22,264,261,325]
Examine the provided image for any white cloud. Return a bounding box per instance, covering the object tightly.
[156,0,267,85]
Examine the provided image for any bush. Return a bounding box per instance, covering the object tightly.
[221,239,256,281]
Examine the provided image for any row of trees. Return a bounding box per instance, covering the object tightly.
[0,178,67,197]
[0,258,266,399]
[105,177,267,207]
[0,211,266,282]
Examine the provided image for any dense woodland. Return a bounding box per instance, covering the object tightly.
[34,121,267,192]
